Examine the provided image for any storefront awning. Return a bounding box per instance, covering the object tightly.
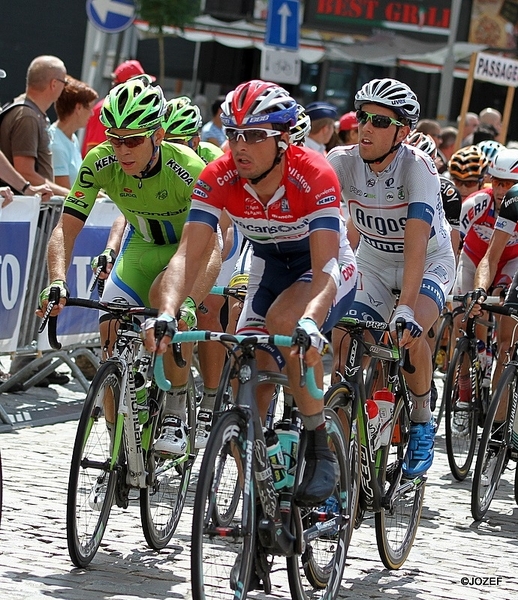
[134,15,487,75]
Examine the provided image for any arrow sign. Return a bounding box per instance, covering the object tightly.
[265,0,299,51]
[86,0,135,33]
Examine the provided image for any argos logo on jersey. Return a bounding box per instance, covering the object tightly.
[354,207,406,236]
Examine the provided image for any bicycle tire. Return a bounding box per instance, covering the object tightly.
[286,407,351,600]
[375,396,425,569]
[66,362,120,567]
[140,371,198,550]
[191,410,255,600]
[433,311,454,427]
[324,382,360,534]
[471,364,516,521]
[444,339,479,481]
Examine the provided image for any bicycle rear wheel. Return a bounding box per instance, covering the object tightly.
[286,408,351,600]
[444,339,479,481]
[191,410,255,600]
[140,372,197,550]
[324,382,360,533]
[375,397,425,570]
[471,365,516,521]
[66,362,120,567]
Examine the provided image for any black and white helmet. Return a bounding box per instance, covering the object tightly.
[354,78,420,128]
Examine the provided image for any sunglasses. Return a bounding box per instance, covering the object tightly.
[452,177,480,189]
[491,176,517,188]
[225,127,281,144]
[55,77,68,86]
[356,110,405,129]
[106,129,156,149]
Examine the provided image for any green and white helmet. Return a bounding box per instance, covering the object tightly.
[100,76,166,130]
[163,97,202,138]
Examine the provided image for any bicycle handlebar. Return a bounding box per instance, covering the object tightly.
[153,331,324,400]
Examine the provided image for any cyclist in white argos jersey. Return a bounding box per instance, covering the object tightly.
[327,78,456,478]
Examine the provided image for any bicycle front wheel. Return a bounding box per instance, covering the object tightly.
[324,382,360,534]
[375,397,425,569]
[66,362,120,568]
[471,364,516,521]
[191,410,255,600]
[286,408,351,600]
[444,340,479,481]
[140,372,197,550]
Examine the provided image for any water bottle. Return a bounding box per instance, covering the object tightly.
[274,417,300,490]
[366,399,381,451]
[373,388,395,446]
[476,340,486,371]
[264,429,288,490]
[133,371,149,424]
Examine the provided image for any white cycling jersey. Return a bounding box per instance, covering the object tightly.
[327,143,451,259]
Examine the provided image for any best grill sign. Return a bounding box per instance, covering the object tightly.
[474,52,518,88]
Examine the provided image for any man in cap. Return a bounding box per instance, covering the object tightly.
[337,111,359,144]
[305,101,338,155]
[81,59,155,156]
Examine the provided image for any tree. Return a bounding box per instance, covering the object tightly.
[135,0,201,86]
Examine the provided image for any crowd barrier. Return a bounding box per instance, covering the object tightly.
[0,196,121,427]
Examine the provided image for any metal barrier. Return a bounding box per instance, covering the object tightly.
[0,198,101,427]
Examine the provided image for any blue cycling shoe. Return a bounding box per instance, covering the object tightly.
[402,418,436,478]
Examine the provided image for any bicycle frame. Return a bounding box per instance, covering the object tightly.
[334,317,416,514]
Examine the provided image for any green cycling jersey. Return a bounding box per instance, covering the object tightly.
[64,140,206,245]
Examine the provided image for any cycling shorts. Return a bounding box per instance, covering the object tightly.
[454,251,518,295]
[346,242,455,326]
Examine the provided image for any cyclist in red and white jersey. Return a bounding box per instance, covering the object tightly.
[145,79,358,506]
[327,78,456,478]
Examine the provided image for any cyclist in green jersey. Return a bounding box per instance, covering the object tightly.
[38,75,221,455]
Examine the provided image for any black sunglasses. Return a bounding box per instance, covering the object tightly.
[356,110,405,129]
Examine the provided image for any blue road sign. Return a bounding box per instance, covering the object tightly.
[86,0,135,34]
[265,0,300,51]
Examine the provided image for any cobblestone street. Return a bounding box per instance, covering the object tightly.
[1,376,518,599]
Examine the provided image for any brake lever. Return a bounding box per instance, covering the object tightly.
[90,254,107,293]
[38,286,60,333]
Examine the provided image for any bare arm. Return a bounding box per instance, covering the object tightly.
[474,229,510,292]
[302,228,340,327]
[345,215,360,250]
[13,155,69,197]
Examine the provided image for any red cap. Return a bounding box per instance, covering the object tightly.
[373,388,395,403]
[339,111,359,132]
[112,60,155,84]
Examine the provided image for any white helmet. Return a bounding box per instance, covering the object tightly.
[354,78,420,128]
[290,104,311,145]
[488,148,518,181]
[406,131,437,160]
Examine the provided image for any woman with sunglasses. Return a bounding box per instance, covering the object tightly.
[39,76,221,456]
[145,79,357,520]
[327,78,456,479]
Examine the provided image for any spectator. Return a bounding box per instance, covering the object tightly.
[50,77,98,189]
[479,107,502,136]
[473,123,498,145]
[200,96,226,148]
[81,59,155,156]
[438,126,458,164]
[337,111,359,144]
[0,55,69,198]
[459,111,480,146]
[415,118,442,147]
[305,101,338,155]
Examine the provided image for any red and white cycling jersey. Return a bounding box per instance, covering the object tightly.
[460,188,518,265]
[187,144,347,260]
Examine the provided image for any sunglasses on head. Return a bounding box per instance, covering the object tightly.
[356,110,405,129]
[225,127,281,144]
[106,129,156,148]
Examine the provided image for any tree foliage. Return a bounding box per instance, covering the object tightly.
[135,0,201,85]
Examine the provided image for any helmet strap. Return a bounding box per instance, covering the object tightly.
[362,129,402,165]
[137,134,160,188]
